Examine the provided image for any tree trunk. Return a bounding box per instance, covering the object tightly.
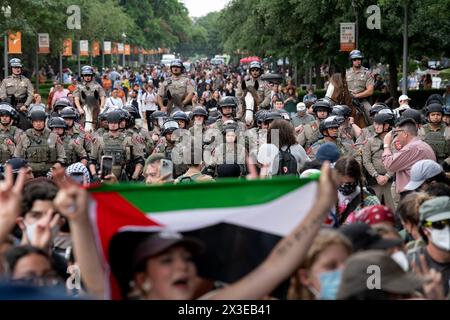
[388,55,399,108]
[315,61,322,89]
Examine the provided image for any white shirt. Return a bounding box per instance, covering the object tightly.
[141,91,158,111]
[104,97,123,110]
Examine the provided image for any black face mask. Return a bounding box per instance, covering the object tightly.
[338,182,358,196]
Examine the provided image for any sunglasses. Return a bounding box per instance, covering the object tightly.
[423,219,450,230]
[352,58,362,61]
[250,69,260,72]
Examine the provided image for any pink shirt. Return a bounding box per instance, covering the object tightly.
[51,89,70,106]
[382,137,436,192]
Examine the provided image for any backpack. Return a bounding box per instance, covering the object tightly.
[276,146,298,176]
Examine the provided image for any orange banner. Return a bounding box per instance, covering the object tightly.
[92,41,100,57]
[63,39,72,56]
[112,42,118,55]
[38,33,50,54]
[124,44,130,56]
[8,32,22,54]
[133,46,139,55]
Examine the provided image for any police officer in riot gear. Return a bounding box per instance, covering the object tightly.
[419,103,449,164]
[89,109,144,181]
[14,109,66,177]
[0,102,22,164]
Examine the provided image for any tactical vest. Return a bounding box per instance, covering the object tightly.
[63,136,78,165]
[24,129,57,172]
[423,125,448,160]
[0,127,16,163]
[103,134,129,166]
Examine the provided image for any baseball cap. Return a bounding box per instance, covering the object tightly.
[296,102,306,112]
[300,168,321,179]
[337,250,423,299]
[132,230,204,272]
[403,160,443,191]
[419,196,450,223]
[339,222,402,251]
[315,142,340,163]
[5,158,29,173]
[398,94,411,103]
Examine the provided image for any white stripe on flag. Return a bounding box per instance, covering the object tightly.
[146,182,317,236]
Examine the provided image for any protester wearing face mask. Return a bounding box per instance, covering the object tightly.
[412,196,450,296]
[287,229,352,300]
[16,180,65,251]
[334,157,380,225]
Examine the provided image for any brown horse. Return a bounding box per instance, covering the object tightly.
[238,79,260,128]
[325,73,369,128]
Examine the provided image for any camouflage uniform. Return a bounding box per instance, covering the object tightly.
[419,123,450,163]
[307,138,352,161]
[297,119,321,149]
[90,131,144,180]
[174,168,214,184]
[362,134,395,210]
[339,123,358,145]
[66,122,92,155]
[61,134,88,166]
[346,67,374,120]
[0,125,23,164]
[14,128,66,176]
[153,136,188,177]
[157,75,195,113]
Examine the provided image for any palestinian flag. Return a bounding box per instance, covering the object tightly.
[89,176,319,300]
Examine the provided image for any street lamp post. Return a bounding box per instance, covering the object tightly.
[122,33,126,67]
[2,6,11,79]
[402,1,409,95]
[351,0,359,49]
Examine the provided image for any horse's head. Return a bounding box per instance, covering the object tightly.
[241,79,260,128]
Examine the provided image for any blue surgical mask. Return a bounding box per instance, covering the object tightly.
[319,269,342,300]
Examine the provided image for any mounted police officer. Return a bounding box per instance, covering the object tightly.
[419,103,450,164]
[0,58,34,130]
[307,115,352,160]
[157,59,195,113]
[48,116,88,167]
[0,102,22,164]
[236,61,271,111]
[14,109,66,177]
[298,98,332,149]
[362,112,396,210]
[89,110,144,181]
[346,50,374,123]
[73,65,106,132]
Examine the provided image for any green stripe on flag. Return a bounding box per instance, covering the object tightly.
[89,176,318,213]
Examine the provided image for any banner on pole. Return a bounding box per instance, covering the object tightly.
[80,40,89,56]
[92,41,100,57]
[8,32,22,54]
[38,33,50,54]
[117,43,124,54]
[63,39,73,56]
[124,44,130,56]
[103,41,111,55]
[340,23,356,52]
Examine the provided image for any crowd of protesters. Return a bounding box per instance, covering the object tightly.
[0,53,449,300]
